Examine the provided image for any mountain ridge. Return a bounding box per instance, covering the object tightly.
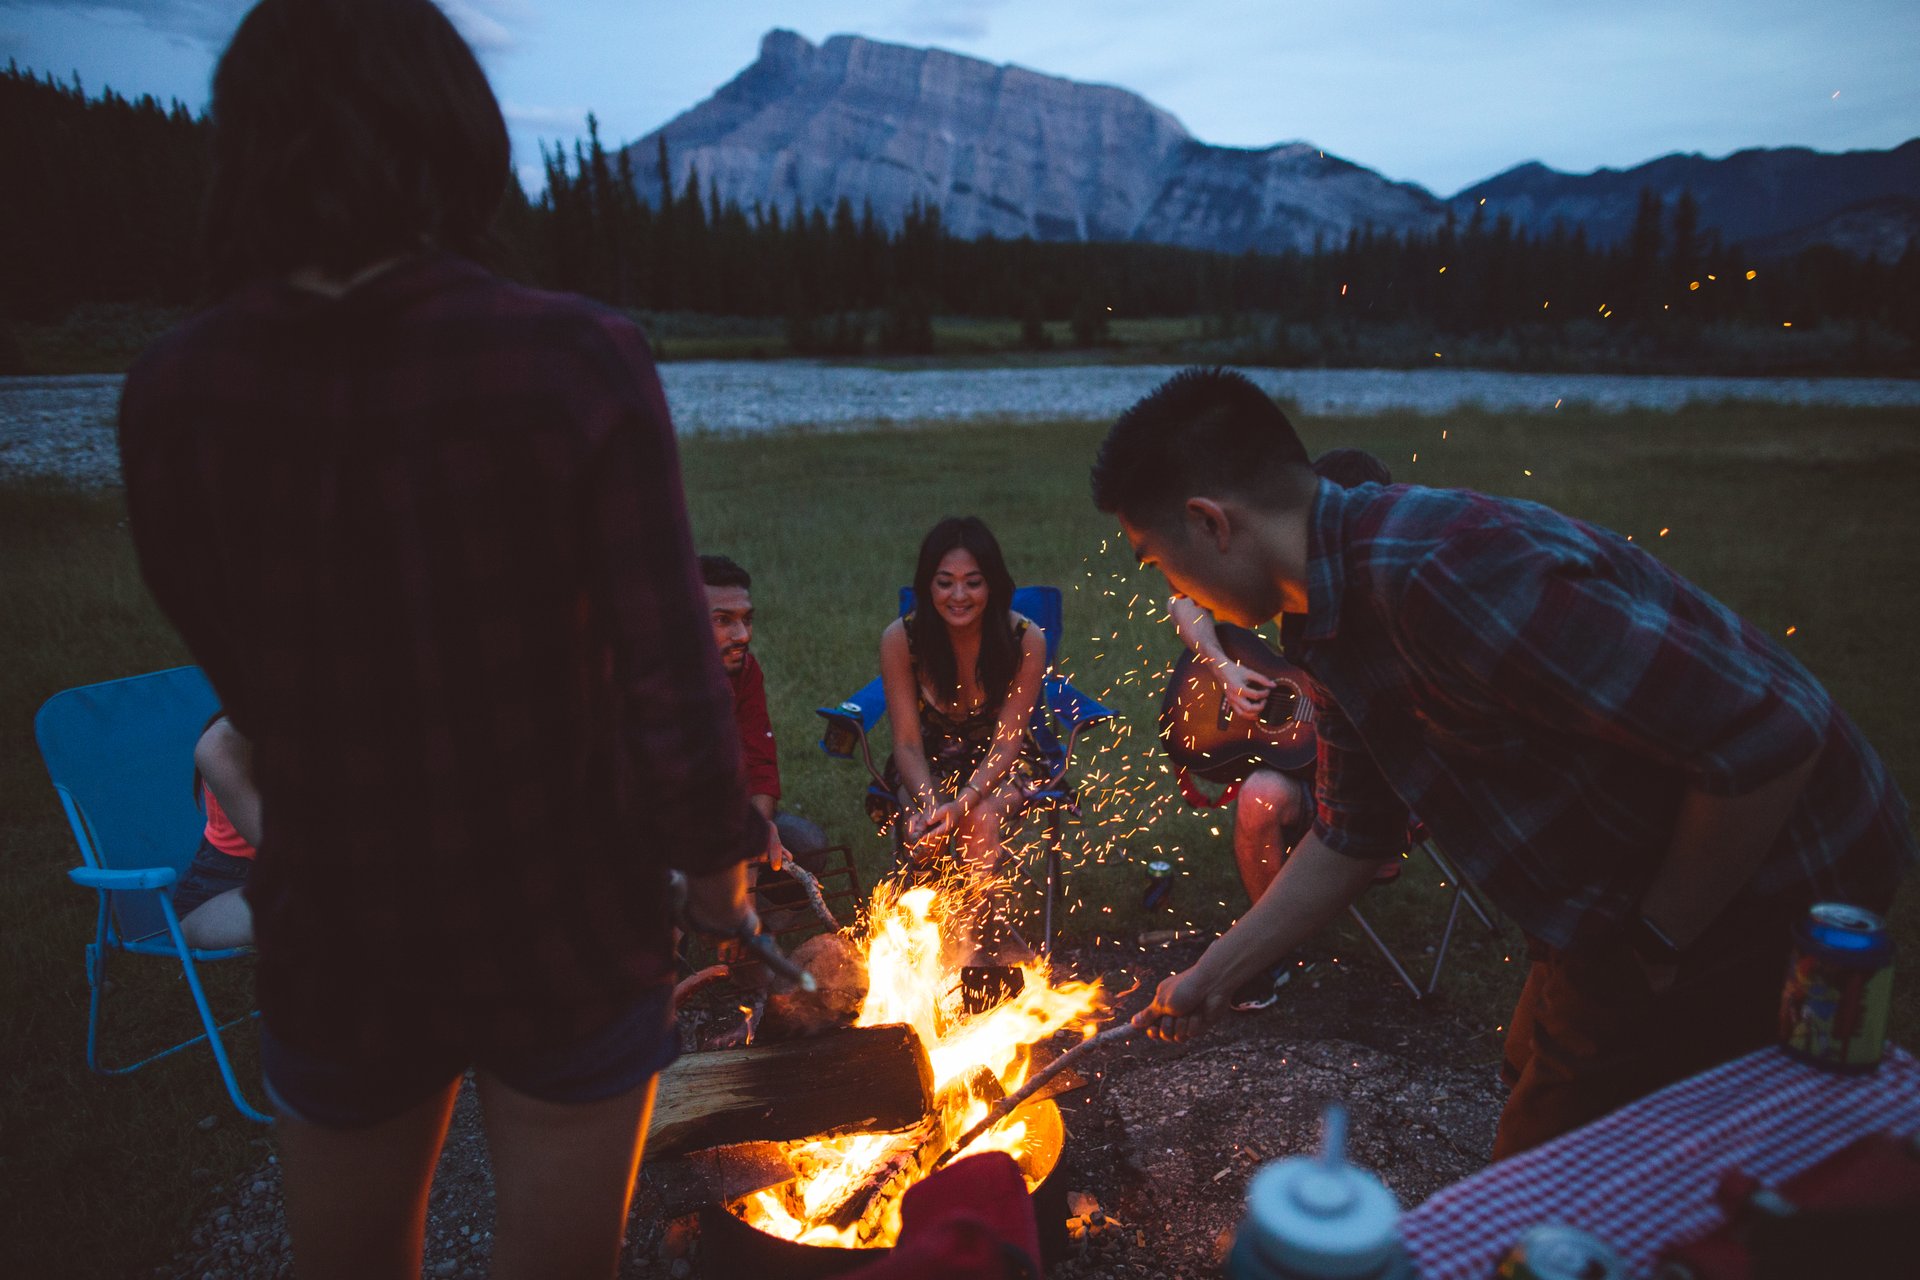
[624,28,1918,260]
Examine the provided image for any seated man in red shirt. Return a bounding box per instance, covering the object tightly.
[701,555,831,910]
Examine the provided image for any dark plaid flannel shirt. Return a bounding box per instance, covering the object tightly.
[1281,481,1915,950]
[119,254,764,1057]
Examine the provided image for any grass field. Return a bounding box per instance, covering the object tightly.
[4,403,1917,1276]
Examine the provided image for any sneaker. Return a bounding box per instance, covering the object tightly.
[1229,964,1294,1012]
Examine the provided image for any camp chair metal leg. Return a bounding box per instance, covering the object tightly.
[1425,887,1468,996]
[1345,905,1423,1000]
[1423,843,1497,934]
[159,905,272,1124]
[80,891,271,1123]
[82,898,111,1076]
[1041,811,1063,959]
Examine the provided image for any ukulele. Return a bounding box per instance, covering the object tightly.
[1158,623,1316,782]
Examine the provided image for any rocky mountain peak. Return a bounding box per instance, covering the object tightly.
[626,28,1439,252]
[625,30,1916,260]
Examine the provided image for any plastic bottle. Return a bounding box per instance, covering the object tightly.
[1226,1104,1410,1279]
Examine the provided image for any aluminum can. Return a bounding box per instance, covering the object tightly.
[1142,859,1174,911]
[1779,902,1894,1071]
[1493,1224,1627,1279]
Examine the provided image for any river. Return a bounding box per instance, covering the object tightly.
[6,362,1918,486]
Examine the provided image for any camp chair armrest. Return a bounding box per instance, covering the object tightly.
[1044,677,1116,736]
[816,677,891,792]
[69,865,178,891]
[1037,678,1117,789]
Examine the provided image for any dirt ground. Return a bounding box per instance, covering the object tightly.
[157,936,1514,1280]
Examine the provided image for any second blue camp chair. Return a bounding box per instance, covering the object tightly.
[35,665,271,1123]
[816,586,1114,956]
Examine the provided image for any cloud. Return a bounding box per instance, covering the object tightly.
[0,0,247,46]
[890,0,1006,44]
[439,0,525,55]
[0,0,530,53]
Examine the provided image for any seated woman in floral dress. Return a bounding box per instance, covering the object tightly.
[877,516,1048,966]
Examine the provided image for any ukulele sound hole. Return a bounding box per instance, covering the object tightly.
[1262,685,1300,727]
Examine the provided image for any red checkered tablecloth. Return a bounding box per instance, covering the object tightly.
[1399,1045,1920,1278]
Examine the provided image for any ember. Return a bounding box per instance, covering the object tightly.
[734,881,1104,1247]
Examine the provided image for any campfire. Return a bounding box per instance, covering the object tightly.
[732,880,1104,1248]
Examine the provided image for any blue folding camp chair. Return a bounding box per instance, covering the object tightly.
[815,586,1115,957]
[35,665,271,1123]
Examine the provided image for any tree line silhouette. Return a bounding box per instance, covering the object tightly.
[5,64,1916,370]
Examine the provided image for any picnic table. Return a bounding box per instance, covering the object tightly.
[1400,1045,1920,1277]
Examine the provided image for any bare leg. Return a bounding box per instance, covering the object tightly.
[1233,769,1308,905]
[953,789,1022,964]
[179,886,254,949]
[275,1077,461,1280]
[478,1071,660,1280]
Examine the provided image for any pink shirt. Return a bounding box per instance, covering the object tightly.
[202,785,256,861]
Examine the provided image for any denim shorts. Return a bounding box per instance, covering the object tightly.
[171,838,252,916]
[259,982,680,1130]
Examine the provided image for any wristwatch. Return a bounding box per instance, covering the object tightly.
[1627,913,1684,967]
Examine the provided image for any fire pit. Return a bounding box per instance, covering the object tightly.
[693,881,1100,1271]
[700,1097,1069,1277]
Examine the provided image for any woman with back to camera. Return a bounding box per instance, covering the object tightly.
[877,516,1049,969]
[115,2,763,1276]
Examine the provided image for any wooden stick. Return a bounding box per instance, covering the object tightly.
[933,1023,1140,1170]
[779,859,842,930]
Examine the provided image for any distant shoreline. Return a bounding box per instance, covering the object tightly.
[9,364,1920,491]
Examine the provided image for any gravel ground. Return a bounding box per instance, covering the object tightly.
[153,939,1511,1279]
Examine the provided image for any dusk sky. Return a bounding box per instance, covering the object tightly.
[3,0,1916,196]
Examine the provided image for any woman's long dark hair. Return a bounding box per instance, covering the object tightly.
[201,0,511,293]
[909,516,1020,709]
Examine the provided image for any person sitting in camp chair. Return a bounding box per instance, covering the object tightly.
[700,553,832,924]
[877,516,1048,967]
[173,713,261,950]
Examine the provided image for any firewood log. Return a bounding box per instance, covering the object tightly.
[646,1022,934,1157]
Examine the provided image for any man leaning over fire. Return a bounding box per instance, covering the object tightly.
[1092,368,1916,1158]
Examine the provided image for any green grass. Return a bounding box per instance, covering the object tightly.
[4,404,1918,1274]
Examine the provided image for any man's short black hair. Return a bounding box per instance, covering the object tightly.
[1312,448,1392,489]
[1090,367,1312,529]
[699,554,751,590]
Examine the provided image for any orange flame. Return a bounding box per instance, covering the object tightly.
[737,881,1104,1247]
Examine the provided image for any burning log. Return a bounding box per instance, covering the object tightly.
[821,1114,944,1232]
[646,1141,799,1216]
[647,1022,936,1158]
[819,1063,1008,1233]
[934,1022,1140,1171]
